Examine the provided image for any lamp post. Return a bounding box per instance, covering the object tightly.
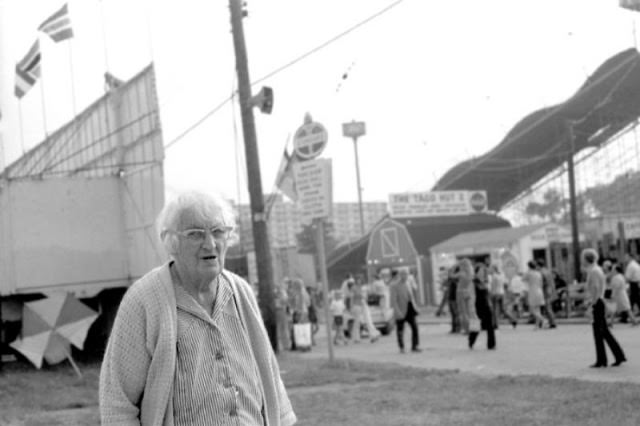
[342,120,366,236]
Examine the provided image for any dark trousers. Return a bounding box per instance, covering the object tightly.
[448,299,460,333]
[629,281,640,313]
[396,303,419,350]
[479,308,496,349]
[592,299,625,365]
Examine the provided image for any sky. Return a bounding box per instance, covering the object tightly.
[1,0,639,205]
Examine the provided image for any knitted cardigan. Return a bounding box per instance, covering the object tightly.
[99,262,297,426]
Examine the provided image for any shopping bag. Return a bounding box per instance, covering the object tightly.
[605,300,617,315]
[293,323,312,350]
[468,317,481,332]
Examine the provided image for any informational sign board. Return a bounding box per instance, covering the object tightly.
[623,218,640,239]
[342,121,366,139]
[293,121,328,160]
[293,158,333,224]
[529,224,574,243]
[388,190,488,218]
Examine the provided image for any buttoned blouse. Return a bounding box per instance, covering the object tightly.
[173,275,265,426]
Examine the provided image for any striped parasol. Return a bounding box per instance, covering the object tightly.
[10,293,98,377]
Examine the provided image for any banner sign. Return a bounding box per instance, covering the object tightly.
[388,190,488,218]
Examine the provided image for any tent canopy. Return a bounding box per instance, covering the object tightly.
[430,223,546,254]
[433,48,640,211]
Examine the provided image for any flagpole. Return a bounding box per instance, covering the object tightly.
[38,67,49,138]
[35,34,49,138]
[17,103,26,154]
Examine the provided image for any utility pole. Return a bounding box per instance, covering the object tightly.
[352,136,365,235]
[566,121,581,285]
[229,0,277,349]
[342,121,367,236]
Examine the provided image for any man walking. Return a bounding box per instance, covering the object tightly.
[624,253,640,314]
[390,267,421,353]
[583,249,627,368]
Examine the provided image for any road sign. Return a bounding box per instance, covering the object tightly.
[342,121,366,139]
[293,121,328,160]
[293,158,332,224]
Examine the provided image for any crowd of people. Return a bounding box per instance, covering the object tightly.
[327,267,422,354]
[433,250,640,366]
[436,256,561,350]
[328,273,382,346]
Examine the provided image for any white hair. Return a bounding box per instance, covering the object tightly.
[156,190,238,255]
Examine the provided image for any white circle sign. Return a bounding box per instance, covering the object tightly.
[293,122,328,160]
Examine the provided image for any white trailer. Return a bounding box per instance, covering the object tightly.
[0,65,165,351]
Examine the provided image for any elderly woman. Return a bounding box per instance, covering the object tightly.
[99,191,297,425]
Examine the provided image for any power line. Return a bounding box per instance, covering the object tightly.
[164,95,233,150]
[163,0,405,151]
[252,0,404,86]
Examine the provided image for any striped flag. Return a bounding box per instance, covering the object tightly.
[14,40,41,98]
[621,0,640,11]
[38,3,74,42]
[275,147,298,202]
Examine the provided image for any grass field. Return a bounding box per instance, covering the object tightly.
[1,353,640,425]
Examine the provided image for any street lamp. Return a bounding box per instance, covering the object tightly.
[342,120,366,236]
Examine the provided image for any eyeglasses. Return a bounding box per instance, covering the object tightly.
[170,226,233,243]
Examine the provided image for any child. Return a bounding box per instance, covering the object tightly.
[329,290,348,345]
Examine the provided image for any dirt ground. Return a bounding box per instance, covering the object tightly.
[305,320,640,383]
[2,320,640,425]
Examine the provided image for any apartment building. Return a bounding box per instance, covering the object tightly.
[233,195,388,251]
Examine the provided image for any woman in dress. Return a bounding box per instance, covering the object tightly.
[455,258,488,349]
[610,263,638,326]
[523,260,546,329]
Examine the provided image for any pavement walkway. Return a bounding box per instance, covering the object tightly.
[301,319,640,384]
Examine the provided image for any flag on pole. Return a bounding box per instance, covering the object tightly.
[621,0,640,12]
[14,40,41,98]
[38,3,74,42]
[275,147,298,201]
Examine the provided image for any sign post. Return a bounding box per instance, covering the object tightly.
[293,114,334,362]
[315,218,334,363]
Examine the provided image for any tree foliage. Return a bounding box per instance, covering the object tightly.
[295,221,339,256]
[524,188,566,222]
[582,170,640,216]
[524,170,640,224]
